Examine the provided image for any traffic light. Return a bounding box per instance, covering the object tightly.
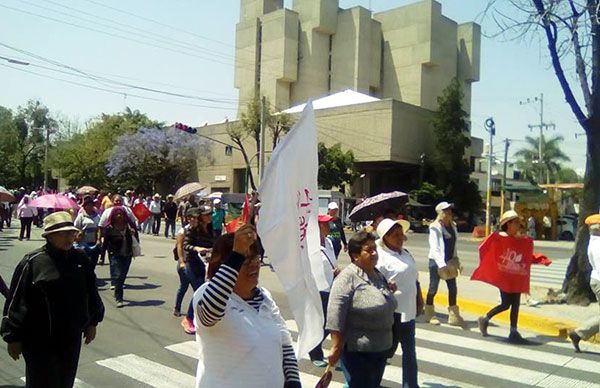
[175,122,197,134]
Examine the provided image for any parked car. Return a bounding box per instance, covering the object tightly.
[557,215,578,241]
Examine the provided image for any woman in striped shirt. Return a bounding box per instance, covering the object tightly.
[193,225,301,388]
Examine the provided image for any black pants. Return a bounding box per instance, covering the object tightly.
[151,214,161,235]
[19,217,33,239]
[486,291,521,329]
[22,337,82,388]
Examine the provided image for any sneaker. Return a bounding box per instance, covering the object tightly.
[568,330,581,352]
[312,360,327,368]
[181,317,196,335]
[116,301,124,308]
[110,285,115,290]
[173,308,182,317]
[508,330,529,344]
[478,316,489,337]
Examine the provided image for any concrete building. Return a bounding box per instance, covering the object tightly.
[197,0,482,195]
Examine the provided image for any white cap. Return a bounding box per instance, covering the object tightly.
[435,201,453,214]
[327,202,339,210]
[213,198,221,205]
[376,218,410,238]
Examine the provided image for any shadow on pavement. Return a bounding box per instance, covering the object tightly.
[125,299,165,307]
[123,282,161,290]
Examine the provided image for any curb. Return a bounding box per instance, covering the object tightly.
[431,292,595,342]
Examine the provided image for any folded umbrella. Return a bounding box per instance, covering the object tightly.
[29,194,78,210]
[0,186,15,202]
[348,191,408,222]
[174,182,206,201]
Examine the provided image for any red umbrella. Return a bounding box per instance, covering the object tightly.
[29,194,78,210]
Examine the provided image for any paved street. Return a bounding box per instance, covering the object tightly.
[0,224,597,388]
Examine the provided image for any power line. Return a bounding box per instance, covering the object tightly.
[0,3,235,67]
[0,44,239,105]
[0,62,238,111]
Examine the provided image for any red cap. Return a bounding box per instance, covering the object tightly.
[318,214,333,223]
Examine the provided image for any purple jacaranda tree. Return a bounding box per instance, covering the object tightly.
[106,127,210,193]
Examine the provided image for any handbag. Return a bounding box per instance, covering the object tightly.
[438,257,460,280]
[131,234,142,257]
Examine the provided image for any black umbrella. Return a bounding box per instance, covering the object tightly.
[349,191,408,222]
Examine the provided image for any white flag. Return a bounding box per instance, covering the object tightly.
[257,102,324,358]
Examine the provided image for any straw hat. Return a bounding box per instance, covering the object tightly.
[42,211,80,237]
[585,214,600,225]
[499,210,520,227]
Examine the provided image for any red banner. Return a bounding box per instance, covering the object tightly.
[132,203,151,223]
[471,232,534,293]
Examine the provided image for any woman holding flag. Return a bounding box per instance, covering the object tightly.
[473,210,539,344]
[192,225,301,388]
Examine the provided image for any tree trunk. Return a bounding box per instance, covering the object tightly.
[563,124,600,304]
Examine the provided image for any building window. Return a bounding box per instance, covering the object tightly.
[327,35,333,93]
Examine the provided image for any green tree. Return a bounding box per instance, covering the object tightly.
[430,78,482,214]
[555,167,582,184]
[226,97,294,191]
[50,108,159,189]
[0,106,20,186]
[409,182,445,205]
[514,135,571,184]
[318,142,358,190]
[484,0,600,303]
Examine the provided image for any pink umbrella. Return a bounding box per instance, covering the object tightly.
[29,194,78,210]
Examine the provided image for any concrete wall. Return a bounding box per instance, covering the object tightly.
[236,0,480,114]
[197,100,435,193]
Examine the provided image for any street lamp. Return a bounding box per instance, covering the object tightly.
[484,118,496,237]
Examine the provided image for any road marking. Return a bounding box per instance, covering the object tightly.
[21,377,93,388]
[285,320,599,387]
[414,328,596,374]
[96,354,195,387]
[166,340,343,387]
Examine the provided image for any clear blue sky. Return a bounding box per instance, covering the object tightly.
[0,0,588,172]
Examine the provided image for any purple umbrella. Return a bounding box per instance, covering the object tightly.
[29,194,78,210]
[349,191,408,222]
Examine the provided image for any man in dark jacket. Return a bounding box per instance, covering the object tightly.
[1,211,104,388]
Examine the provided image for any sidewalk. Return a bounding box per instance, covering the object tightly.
[421,271,599,344]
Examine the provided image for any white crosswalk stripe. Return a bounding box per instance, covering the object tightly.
[530,260,568,287]
[80,318,600,387]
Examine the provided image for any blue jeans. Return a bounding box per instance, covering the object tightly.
[427,259,457,306]
[175,263,191,312]
[398,319,418,388]
[110,254,132,302]
[341,349,387,388]
[185,261,205,320]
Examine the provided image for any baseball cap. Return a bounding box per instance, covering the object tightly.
[318,214,333,223]
[199,205,212,215]
[327,202,339,210]
[435,201,453,214]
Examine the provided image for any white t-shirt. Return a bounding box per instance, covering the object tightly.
[74,212,100,244]
[376,241,418,322]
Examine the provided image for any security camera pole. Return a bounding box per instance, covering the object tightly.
[485,118,495,237]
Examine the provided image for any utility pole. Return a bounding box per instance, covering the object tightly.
[485,118,495,237]
[519,93,555,183]
[259,95,266,184]
[500,138,511,216]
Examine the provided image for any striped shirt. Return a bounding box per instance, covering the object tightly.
[198,254,301,387]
